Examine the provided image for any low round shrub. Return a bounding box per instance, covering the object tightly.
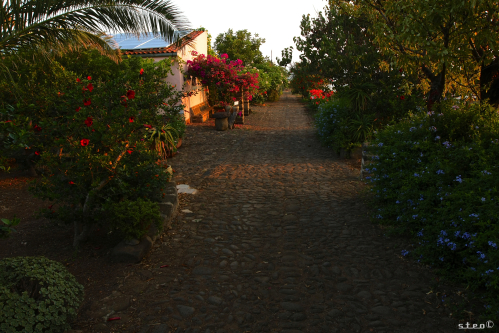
[0,256,83,333]
[366,101,499,320]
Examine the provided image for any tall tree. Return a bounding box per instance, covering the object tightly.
[0,0,191,62]
[214,29,265,64]
[359,0,499,108]
[276,46,293,68]
[293,1,384,90]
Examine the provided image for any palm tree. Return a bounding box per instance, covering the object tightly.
[0,0,192,61]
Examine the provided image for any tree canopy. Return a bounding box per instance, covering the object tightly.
[294,0,499,109]
[214,29,265,64]
[293,2,383,90]
[357,0,499,107]
[276,46,293,68]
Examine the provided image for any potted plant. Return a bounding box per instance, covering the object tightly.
[167,113,186,148]
[147,124,178,159]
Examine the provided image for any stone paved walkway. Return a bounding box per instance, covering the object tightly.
[113,91,459,333]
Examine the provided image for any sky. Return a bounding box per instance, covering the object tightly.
[173,0,329,66]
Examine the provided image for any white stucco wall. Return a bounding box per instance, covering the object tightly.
[144,31,208,124]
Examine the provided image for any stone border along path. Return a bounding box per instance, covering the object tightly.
[100,91,461,333]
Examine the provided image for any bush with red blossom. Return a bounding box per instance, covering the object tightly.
[1,56,185,247]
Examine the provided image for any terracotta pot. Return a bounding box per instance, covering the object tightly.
[176,138,183,149]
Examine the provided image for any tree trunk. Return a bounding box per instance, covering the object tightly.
[73,220,90,249]
[480,58,499,107]
[425,64,446,111]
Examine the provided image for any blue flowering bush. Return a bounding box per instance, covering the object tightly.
[365,100,499,320]
[314,97,375,154]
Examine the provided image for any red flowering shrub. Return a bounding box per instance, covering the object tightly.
[19,58,185,247]
[84,117,93,127]
[309,89,334,101]
[185,54,259,106]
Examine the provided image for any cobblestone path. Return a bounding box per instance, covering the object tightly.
[116,91,459,333]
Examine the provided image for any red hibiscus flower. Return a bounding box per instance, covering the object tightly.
[140,68,144,75]
[144,124,152,129]
[400,96,405,100]
[76,107,81,112]
[87,83,93,92]
[77,78,81,83]
[33,124,42,132]
[5,120,12,123]
[129,117,134,123]
[69,181,75,185]
[126,90,135,100]
[84,117,93,127]
[80,138,90,146]
[84,99,91,106]
[127,150,133,154]
[87,76,91,80]
[35,151,40,156]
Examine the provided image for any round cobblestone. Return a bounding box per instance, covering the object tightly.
[96,91,461,333]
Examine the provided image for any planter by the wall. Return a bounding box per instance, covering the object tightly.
[339,146,363,159]
[213,112,229,131]
[109,181,179,263]
[176,137,183,149]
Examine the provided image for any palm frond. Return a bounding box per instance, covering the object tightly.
[1,0,192,60]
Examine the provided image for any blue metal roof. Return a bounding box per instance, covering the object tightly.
[109,31,191,50]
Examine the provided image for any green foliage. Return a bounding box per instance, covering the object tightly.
[103,198,162,241]
[289,62,328,99]
[0,0,190,62]
[252,60,288,103]
[148,124,178,160]
[293,2,382,91]
[0,51,183,247]
[0,216,20,239]
[358,0,499,106]
[314,97,371,153]
[214,29,266,65]
[168,113,187,139]
[276,46,293,68]
[366,101,499,321]
[0,256,83,333]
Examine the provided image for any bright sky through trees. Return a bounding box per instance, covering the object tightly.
[174,0,327,64]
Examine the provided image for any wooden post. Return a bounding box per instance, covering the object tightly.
[236,88,244,124]
[244,88,250,116]
[228,104,238,129]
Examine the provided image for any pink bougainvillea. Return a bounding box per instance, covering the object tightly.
[186,54,259,106]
